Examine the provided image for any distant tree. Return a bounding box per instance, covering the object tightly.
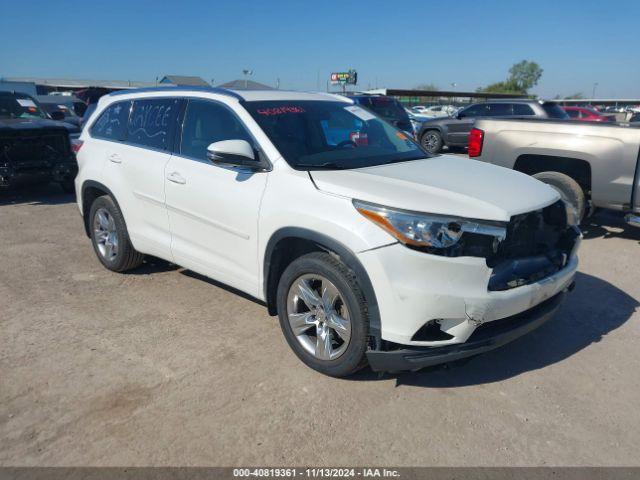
[415,83,439,91]
[477,60,543,95]
[564,92,584,99]
[508,60,543,92]
[476,81,523,95]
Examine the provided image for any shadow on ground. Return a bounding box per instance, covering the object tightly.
[0,181,75,206]
[581,210,640,242]
[349,271,637,387]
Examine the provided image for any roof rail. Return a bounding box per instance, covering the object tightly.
[107,85,243,100]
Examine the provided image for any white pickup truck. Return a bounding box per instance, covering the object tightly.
[469,118,640,226]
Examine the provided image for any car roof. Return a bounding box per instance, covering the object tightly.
[107,86,349,103]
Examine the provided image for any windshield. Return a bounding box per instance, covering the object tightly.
[42,103,78,118]
[0,94,48,119]
[244,100,429,170]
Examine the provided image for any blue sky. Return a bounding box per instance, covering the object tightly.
[2,0,639,98]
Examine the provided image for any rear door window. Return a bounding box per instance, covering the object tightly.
[90,101,131,141]
[127,98,180,150]
[459,104,490,118]
[513,104,536,116]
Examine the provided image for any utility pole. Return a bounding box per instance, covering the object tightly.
[242,69,253,89]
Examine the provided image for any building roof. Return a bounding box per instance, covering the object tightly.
[1,76,156,89]
[216,79,274,90]
[160,75,210,87]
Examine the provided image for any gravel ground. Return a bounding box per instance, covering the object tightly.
[1,183,639,467]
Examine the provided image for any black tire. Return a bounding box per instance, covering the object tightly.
[59,179,75,194]
[420,129,443,154]
[532,171,586,220]
[276,252,369,377]
[89,195,144,272]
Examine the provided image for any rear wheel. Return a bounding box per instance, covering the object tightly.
[533,171,586,220]
[89,195,144,272]
[276,252,369,377]
[420,130,443,154]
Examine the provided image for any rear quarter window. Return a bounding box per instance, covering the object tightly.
[541,102,569,119]
[127,98,180,150]
[90,101,131,140]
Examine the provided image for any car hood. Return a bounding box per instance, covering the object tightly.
[0,117,80,133]
[310,155,559,222]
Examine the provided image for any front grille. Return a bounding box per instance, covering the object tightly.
[488,200,579,291]
[0,130,70,172]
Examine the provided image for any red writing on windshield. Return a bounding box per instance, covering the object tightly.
[257,106,306,116]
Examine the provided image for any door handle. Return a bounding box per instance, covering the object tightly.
[166,171,186,185]
[108,153,122,164]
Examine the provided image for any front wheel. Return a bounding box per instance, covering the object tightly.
[420,130,443,154]
[276,252,369,377]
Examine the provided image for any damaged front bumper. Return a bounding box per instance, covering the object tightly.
[357,235,579,372]
[366,290,568,372]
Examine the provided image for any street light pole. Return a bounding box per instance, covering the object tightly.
[243,69,253,89]
[592,82,599,103]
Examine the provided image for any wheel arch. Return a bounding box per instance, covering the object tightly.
[263,227,381,345]
[418,124,445,138]
[513,154,592,196]
[80,180,121,237]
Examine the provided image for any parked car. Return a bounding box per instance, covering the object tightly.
[410,105,429,114]
[75,86,580,376]
[0,91,78,192]
[562,106,615,123]
[417,105,458,118]
[470,118,640,224]
[630,112,640,123]
[417,99,569,153]
[350,94,415,138]
[37,95,84,127]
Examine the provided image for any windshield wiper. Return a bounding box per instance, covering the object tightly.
[301,162,346,170]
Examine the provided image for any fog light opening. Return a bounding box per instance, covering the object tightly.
[411,319,454,342]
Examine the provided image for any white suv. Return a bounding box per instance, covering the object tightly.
[75,87,580,377]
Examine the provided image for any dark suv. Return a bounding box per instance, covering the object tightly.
[417,99,568,153]
[350,94,415,138]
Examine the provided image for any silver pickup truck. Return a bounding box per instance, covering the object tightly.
[470,118,640,226]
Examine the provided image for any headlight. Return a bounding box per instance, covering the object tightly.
[353,199,507,252]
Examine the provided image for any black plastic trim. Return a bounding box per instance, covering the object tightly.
[79,180,121,236]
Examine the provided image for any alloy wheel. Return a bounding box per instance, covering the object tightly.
[286,274,352,361]
[423,133,439,152]
[93,208,119,261]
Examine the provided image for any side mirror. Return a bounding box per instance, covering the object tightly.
[50,110,65,121]
[206,140,266,170]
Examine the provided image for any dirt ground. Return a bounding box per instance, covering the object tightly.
[1,183,639,466]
